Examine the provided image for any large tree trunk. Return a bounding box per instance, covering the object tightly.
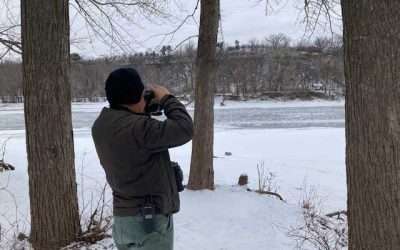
[187,0,219,190]
[342,1,400,249]
[21,1,81,249]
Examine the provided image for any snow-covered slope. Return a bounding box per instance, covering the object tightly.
[0,101,346,249]
[65,186,300,250]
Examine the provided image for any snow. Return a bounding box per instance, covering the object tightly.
[204,98,345,110]
[65,187,301,250]
[176,187,299,250]
[0,100,346,249]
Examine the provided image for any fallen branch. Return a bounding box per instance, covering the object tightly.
[256,190,284,201]
[255,161,283,200]
[326,210,347,218]
[0,161,15,172]
[77,217,112,244]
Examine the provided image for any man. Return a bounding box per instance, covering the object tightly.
[92,68,193,250]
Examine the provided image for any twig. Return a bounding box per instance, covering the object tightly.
[143,0,200,50]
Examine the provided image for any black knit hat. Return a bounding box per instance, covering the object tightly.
[105,68,144,106]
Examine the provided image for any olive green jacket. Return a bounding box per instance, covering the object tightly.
[92,96,193,216]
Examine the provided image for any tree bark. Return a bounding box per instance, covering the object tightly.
[21,0,81,249]
[342,1,400,249]
[187,0,219,190]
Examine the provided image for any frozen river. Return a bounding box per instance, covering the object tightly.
[0,100,344,131]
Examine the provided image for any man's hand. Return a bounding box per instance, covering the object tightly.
[150,84,171,102]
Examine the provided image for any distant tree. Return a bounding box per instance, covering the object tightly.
[249,39,259,52]
[313,37,332,52]
[217,42,224,51]
[160,45,172,56]
[235,40,240,50]
[265,33,291,49]
[181,41,197,93]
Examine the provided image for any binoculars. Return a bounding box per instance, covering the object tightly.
[144,90,163,116]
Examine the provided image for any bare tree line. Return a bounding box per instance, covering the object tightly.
[0,34,344,103]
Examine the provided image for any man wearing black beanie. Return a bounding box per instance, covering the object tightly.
[105,68,145,108]
[92,68,194,250]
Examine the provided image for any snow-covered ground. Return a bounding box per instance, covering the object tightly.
[0,100,346,249]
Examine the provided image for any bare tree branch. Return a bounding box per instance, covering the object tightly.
[0,37,21,54]
[72,0,170,53]
[0,25,21,55]
[0,0,170,57]
[302,0,341,38]
[174,34,199,50]
[264,0,341,39]
[0,1,21,57]
[142,0,200,50]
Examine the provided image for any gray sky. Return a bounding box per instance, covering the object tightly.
[70,0,342,58]
[0,0,342,59]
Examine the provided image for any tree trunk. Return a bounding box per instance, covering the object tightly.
[342,1,400,249]
[187,0,219,190]
[21,1,81,249]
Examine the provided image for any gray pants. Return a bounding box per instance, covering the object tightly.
[113,214,174,250]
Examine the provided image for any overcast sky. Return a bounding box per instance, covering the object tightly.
[0,0,342,59]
